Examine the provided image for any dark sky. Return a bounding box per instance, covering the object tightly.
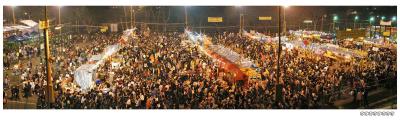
[3,6,397,28]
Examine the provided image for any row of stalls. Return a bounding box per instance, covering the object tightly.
[186,29,261,88]
[4,20,40,42]
[73,29,136,91]
[245,29,367,61]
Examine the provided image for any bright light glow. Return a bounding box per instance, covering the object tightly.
[333,16,338,21]
[381,16,385,20]
[392,16,396,21]
[369,17,375,22]
[354,16,359,20]
[283,5,290,8]
[55,26,62,30]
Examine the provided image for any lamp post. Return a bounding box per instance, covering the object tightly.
[354,16,358,30]
[275,6,283,103]
[43,6,55,108]
[369,16,374,39]
[58,7,61,26]
[321,14,326,32]
[283,5,289,35]
[332,15,338,32]
[185,7,188,28]
[130,6,134,28]
[238,6,244,35]
[12,6,16,25]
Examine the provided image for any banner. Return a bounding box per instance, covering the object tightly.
[303,20,313,23]
[39,20,49,29]
[100,26,108,32]
[259,16,272,21]
[110,24,118,32]
[336,30,365,39]
[208,17,223,22]
[383,31,390,37]
[380,20,392,26]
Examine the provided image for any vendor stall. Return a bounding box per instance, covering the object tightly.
[74,64,98,91]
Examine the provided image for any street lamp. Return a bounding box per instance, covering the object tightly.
[354,16,358,30]
[381,16,386,20]
[42,6,55,108]
[370,16,375,22]
[392,16,396,21]
[130,6,135,28]
[11,6,16,25]
[57,6,62,25]
[283,6,289,35]
[57,6,63,35]
[237,6,245,35]
[184,6,189,28]
[332,15,338,31]
[369,16,375,39]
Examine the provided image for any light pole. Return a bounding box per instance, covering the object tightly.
[369,16,374,39]
[275,6,283,103]
[321,14,326,32]
[58,7,61,26]
[283,5,289,35]
[12,6,16,25]
[43,6,55,108]
[24,12,31,20]
[185,6,188,28]
[390,16,396,38]
[354,16,358,30]
[332,15,338,32]
[237,6,244,35]
[130,6,134,28]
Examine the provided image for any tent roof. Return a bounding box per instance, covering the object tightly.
[76,64,98,72]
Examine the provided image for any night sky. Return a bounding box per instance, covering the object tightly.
[3,6,397,31]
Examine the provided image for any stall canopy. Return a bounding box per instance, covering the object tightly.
[105,45,120,56]
[74,64,98,91]
[90,54,104,62]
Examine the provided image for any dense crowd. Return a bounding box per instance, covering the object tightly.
[3,30,397,109]
[4,32,120,105]
[214,32,396,108]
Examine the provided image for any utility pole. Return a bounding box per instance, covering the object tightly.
[283,8,286,35]
[185,7,188,28]
[12,7,16,25]
[276,6,283,104]
[124,7,128,30]
[58,7,61,26]
[240,13,243,35]
[43,6,55,108]
[130,6,133,28]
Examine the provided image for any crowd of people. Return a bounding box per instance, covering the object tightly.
[3,32,121,106]
[214,32,396,108]
[3,29,397,109]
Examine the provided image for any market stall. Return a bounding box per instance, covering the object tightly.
[74,64,98,91]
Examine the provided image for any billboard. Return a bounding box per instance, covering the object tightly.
[259,16,272,21]
[110,24,118,32]
[208,17,223,22]
[336,30,365,39]
[380,20,392,26]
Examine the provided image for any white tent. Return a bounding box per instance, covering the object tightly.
[104,45,120,56]
[90,54,104,62]
[74,64,98,91]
